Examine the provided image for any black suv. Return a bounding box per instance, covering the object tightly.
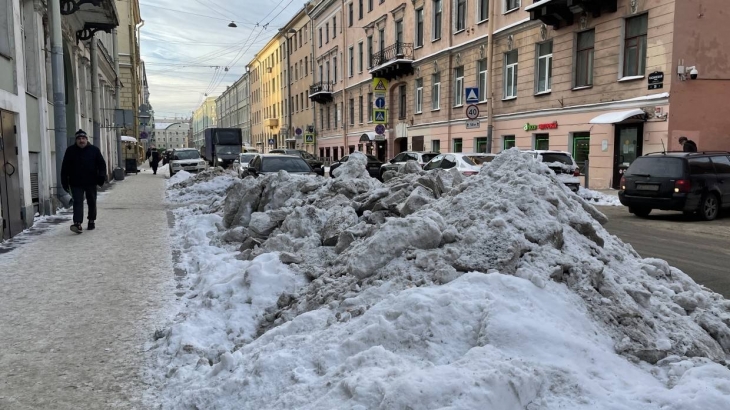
[618,151,730,221]
[269,149,323,170]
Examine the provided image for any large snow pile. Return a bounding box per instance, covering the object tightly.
[579,187,622,207]
[150,150,730,409]
[166,167,237,204]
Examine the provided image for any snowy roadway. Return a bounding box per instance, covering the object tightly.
[0,169,174,409]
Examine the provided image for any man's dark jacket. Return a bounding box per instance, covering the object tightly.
[683,140,698,152]
[148,149,161,164]
[61,144,107,189]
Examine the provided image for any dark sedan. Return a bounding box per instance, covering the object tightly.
[269,149,324,170]
[242,154,324,178]
[329,154,383,178]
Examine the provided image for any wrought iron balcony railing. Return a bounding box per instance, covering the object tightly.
[371,42,414,68]
[309,81,334,95]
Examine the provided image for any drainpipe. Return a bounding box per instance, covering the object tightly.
[49,0,72,207]
[446,0,454,154]
[286,35,293,149]
[485,0,495,153]
[341,0,348,156]
[112,28,124,180]
[91,36,101,149]
[306,5,317,156]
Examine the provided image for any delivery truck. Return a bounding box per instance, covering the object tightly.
[202,128,242,167]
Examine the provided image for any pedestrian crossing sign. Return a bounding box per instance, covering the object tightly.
[373,109,387,124]
[372,77,389,92]
[304,133,315,144]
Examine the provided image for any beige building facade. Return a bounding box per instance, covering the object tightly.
[248,35,286,153]
[192,96,217,149]
[116,0,143,142]
[215,72,251,145]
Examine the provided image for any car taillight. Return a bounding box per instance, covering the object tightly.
[675,179,691,193]
[462,171,478,176]
[620,177,626,190]
[573,168,581,177]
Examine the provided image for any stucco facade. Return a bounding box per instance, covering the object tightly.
[283,6,316,152]
[152,121,190,150]
[116,0,143,142]
[216,72,251,145]
[248,35,285,153]
[192,97,217,149]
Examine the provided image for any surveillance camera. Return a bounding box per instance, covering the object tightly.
[690,68,698,80]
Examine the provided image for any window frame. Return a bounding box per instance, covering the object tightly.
[359,95,364,123]
[432,139,441,152]
[358,41,364,73]
[622,13,648,78]
[415,8,424,48]
[535,41,553,94]
[432,73,441,110]
[415,78,423,114]
[367,93,373,122]
[455,0,467,33]
[454,66,464,106]
[478,0,489,23]
[574,29,595,88]
[359,0,363,19]
[503,50,518,99]
[348,3,354,27]
[349,98,355,125]
[504,0,520,13]
[399,84,407,119]
[433,0,442,41]
[478,59,488,102]
[367,36,373,68]
[348,46,354,77]
[453,138,463,153]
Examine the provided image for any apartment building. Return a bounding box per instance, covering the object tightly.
[282,6,316,152]
[152,121,190,150]
[215,73,251,145]
[117,0,144,142]
[249,35,286,153]
[192,96,217,149]
[305,0,730,188]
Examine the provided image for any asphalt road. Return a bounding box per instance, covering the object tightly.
[598,206,730,298]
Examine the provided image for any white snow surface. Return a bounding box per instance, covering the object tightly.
[168,170,193,186]
[150,150,730,409]
[578,187,622,207]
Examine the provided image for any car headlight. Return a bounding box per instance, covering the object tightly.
[198,161,206,167]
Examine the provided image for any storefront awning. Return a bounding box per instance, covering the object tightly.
[589,109,646,124]
[360,132,377,142]
[121,136,137,142]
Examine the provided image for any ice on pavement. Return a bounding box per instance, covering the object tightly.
[149,150,730,409]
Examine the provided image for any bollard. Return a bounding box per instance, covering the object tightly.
[584,159,589,190]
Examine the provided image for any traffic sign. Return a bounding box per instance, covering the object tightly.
[374,97,386,109]
[140,131,148,139]
[375,124,385,134]
[304,133,315,144]
[466,104,479,120]
[466,87,479,103]
[373,77,389,92]
[466,120,481,129]
[373,109,387,124]
[295,127,302,136]
[268,138,275,145]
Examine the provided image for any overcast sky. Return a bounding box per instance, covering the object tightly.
[140,0,306,119]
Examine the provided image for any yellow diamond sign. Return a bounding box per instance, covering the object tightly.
[372,77,389,92]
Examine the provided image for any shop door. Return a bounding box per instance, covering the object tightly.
[412,136,424,152]
[613,124,644,189]
[0,111,24,240]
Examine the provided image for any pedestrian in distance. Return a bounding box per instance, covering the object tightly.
[146,145,161,175]
[679,136,698,153]
[61,129,107,234]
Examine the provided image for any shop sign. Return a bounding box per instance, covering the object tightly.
[524,121,558,131]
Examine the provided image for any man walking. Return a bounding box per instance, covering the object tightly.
[61,129,107,234]
[679,136,698,152]
[146,145,161,174]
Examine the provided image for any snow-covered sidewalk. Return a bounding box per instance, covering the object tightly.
[0,170,175,409]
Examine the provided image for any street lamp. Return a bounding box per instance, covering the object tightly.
[228,21,238,28]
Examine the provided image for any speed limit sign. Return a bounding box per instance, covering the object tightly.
[466,104,479,119]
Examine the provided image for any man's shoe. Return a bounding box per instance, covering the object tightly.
[87,221,95,231]
[71,224,83,234]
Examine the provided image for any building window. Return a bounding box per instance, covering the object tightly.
[572,133,590,174]
[503,50,518,99]
[349,98,355,125]
[326,23,330,43]
[348,46,354,77]
[478,59,487,102]
[359,95,364,123]
[319,28,323,47]
[415,78,423,113]
[575,30,594,87]
[505,0,520,12]
[536,41,553,94]
[327,106,331,129]
[359,0,363,19]
[399,84,407,119]
[478,0,489,22]
[432,73,441,110]
[379,28,385,53]
[503,135,516,150]
[432,0,443,41]
[453,138,463,153]
[432,139,441,152]
[349,3,354,26]
[305,56,309,76]
[333,57,338,82]
[333,17,337,38]
[534,134,549,150]
[396,20,404,52]
[455,0,466,32]
[475,137,488,153]
[415,8,424,48]
[623,14,648,77]
[368,0,373,12]
[367,93,373,121]
[367,36,373,68]
[358,42,364,72]
[454,66,464,106]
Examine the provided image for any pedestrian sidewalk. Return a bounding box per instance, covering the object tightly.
[0,169,175,409]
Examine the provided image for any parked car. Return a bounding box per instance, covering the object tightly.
[464,153,498,166]
[523,150,581,192]
[162,149,173,165]
[241,154,324,178]
[619,151,730,221]
[424,153,484,176]
[169,148,206,176]
[269,149,323,170]
[329,154,383,178]
[234,153,257,178]
[380,151,440,178]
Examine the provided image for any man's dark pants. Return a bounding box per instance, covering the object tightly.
[151,161,158,174]
[71,185,97,224]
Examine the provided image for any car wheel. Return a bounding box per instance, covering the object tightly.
[699,193,720,221]
[630,207,652,218]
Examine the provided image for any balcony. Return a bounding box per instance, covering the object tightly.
[369,42,414,81]
[526,0,618,30]
[264,118,279,128]
[309,81,334,104]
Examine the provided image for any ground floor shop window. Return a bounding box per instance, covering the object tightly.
[475,137,488,153]
[572,133,590,174]
[432,139,441,152]
[503,135,515,151]
[534,134,549,150]
[349,145,355,154]
[453,138,463,153]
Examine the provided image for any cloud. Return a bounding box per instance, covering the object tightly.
[140,0,305,117]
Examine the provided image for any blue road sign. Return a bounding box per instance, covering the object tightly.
[373,109,387,124]
[375,124,386,134]
[295,128,302,135]
[375,97,386,109]
[268,138,275,145]
[466,87,479,104]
